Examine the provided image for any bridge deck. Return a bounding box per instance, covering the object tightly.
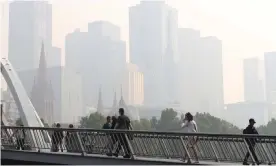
[1,150,240,165]
[1,126,275,165]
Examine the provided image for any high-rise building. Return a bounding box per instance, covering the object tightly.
[200,37,224,117]
[177,28,202,112]
[66,21,132,107]
[1,1,9,58]
[243,58,264,102]
[47,46,62,67]
[129,1,178,106]
[8,1,52,71]
[178,31,224,116]
[122,63,144,106]
[88,21,121,41]
[264,52,276,119]
[1,2,9,90]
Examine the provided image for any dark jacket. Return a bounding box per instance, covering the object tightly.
[116,115,130,130]
[243,125,258,145]
[52,129,64,144]
[102,123,111,129]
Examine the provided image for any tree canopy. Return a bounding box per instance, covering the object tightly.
[79,108,242,134]
[257,118,276,135]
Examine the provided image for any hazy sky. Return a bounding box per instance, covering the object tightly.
[1,0,276,104]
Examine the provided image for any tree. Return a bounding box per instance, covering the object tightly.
[157,108,180,131]
[79,112,105,129]
[194,113,241,134]
[150,116,158,130]
[258,118,276,135]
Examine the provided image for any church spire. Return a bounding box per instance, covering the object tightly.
[112,90,117,108]
[37,42,47,84]
[109,90,118,116]
[30,42,54,125]
[96,86,104,114]
[120,84,123,100]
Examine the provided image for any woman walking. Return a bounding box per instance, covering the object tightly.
[181,112,199,164]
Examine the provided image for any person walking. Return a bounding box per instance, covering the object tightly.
[51,123,64,152]
[114,108,133,158]
[181,112,199,164]
[13,124,25,150]
[243,118,260,165]
[102,116,111,129]
[106,116,119,157]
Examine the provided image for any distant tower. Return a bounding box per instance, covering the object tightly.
[31,42,54,125]
[96,87,104,114]
[109,90,118,116]
[118,86,134,119]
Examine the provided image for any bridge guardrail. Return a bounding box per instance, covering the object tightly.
[1,126,276,164]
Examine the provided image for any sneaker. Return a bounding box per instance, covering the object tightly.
[113,153,119,157]
[106,153,113,156]
[243,162,250,165]
[123,154,131,158]
[194,161,199,164]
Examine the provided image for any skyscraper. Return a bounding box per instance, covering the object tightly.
[8,1,52,71]
[177,28,202,111]
[243,58,264,102]
[129,1,178,106]
[65,21,127,107]
[178,31,224,116]
[264,52,276,118]
[47,46,62,68]
[200,37,224,116]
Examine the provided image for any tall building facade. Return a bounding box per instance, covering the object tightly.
[264,52,276,119]
[8,1,52,71]
[129,1,178,106]
[66,21,143,108]
[200,37,224,117]
[177,29,224,116]
[1,1,9,58]
[243,58,264,102]
[47,46,62,67]
[123,63,144,105]
[177,28,202,112]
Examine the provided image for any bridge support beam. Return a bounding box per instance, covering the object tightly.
[1,58,51,151]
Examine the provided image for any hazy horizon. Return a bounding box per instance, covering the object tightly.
[1,0,276,104]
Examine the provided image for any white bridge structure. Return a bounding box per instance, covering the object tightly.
[1,58,51,150]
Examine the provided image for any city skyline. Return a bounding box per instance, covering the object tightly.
[1,0,276,104]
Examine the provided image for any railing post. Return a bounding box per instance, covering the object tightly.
[77,132,87,156]
[161,137,171,159]
[243,139,256,164]
[180,136,192,164]
[210,138,219,162]
[124,132,135,159]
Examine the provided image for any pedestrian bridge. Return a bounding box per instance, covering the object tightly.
[1,126,276,165]
[1,58,276,165]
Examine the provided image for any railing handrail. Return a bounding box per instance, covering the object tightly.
[2,126,276,139]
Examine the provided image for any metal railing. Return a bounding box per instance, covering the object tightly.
[1,126,276,164]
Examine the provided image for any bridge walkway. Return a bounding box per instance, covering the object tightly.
[1,126,276,165]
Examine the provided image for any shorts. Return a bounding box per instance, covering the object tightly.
[187,136,197,147]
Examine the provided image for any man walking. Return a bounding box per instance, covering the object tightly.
[114,108,132,158]
[102,116,111,129]
[243,118,260,165]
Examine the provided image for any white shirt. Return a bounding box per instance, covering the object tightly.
[181,120,198,133]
